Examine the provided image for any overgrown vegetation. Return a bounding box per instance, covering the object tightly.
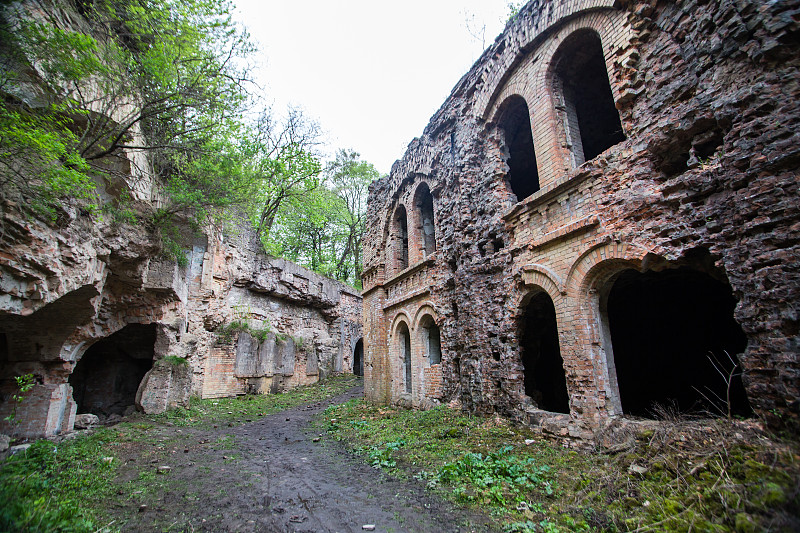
[215,318,272,344]
[151,374,359,429]
[0,375,360,531]
[0,0,378,285]
[2,373,34,423]
[322,400,800,532]
[0,430,118,532]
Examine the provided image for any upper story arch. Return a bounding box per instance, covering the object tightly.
[388,204,409,275]
[494,95,540,202]
[410,181,437,263]
[482,8,632,193]
[548,29,626,168]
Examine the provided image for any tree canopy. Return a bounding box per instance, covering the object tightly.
[0,0,379,286]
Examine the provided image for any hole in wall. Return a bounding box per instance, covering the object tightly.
[604,268,753,418]
[69,324,156,417]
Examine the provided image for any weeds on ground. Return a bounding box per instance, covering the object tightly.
[0,429,118,532]
[152,374,360,428]
[322,400,800,532]
[1,375,361,532]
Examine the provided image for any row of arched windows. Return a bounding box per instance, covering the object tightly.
[389,183,436,275]
[395,316,441,395]
[496,30,625,202]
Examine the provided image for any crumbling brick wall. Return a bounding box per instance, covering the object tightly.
[363,0,800,435]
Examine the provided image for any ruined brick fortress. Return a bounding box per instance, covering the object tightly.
[362,0,800,437]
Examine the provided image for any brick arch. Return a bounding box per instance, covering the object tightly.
[483,10,633,188]
[389,312,413,338]
[520,263,564,300]
[412,303,439,332]
[564,242,654,415]
[565,241,652,300]
[389,313,413,396]
[387,203,410,275]
[481,7,624,123]
[409,181,437,264]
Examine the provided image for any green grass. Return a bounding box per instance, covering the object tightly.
[322,400,800,532]
[0,429,119,532]
[0,374,361,532]
[151,374,360,428]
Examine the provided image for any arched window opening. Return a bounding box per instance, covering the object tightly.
[603,268,753,418]
[353,338,364,377]
[69,323,156,417]
[552,30,625,167]
[391,205,409,273]
[420,316,442,365]
[520,292,570,413]
[397,322,412,393]
[497,95,539,201]
[414,184,436,258]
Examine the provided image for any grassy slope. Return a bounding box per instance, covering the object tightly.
[321,400,800,533]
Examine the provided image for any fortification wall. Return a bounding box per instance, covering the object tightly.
[363,0,800,435]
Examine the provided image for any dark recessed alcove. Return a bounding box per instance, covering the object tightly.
[69,323,156,417]
[520,292,570,413]
[606,268,752,418]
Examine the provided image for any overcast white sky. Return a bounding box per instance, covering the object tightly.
[233,1,511,175]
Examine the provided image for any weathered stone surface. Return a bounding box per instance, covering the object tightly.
[74,413,99,429]
[362,0,800,434]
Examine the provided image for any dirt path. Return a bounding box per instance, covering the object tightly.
[111,385,496,532]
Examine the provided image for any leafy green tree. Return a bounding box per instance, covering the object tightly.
[266,149,378,288]
[242,107,324,241]
[325,149,379,286]
[0,0,254,231]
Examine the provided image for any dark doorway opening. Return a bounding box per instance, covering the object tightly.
[353,338,364,377]
[520,292,570,413]
[398,323,412,393]
[69,323,156,417]
[498,95,539,201]
[553,30,626,165]
[605,268,752,418]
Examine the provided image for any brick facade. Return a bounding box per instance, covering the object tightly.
[363,0,800,435]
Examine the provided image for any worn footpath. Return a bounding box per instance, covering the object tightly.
[109,385,496,532]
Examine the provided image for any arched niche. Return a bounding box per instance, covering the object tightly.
[418,315,442,365]
[519,291,570,413]
[413,183,436,260]
[389,204,409,274]
[496,95,540,201]
[550,29,625,167]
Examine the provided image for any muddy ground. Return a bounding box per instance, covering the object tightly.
[106,384,497,533]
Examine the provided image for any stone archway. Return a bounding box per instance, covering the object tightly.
[69,323,156,418]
